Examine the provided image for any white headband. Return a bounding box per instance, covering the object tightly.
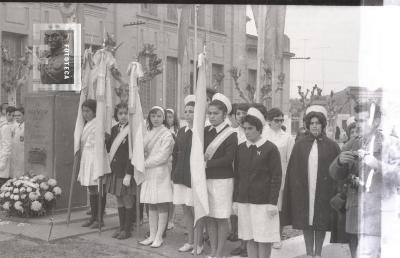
[166,108,174,115]
[212,93,232,114]
[151,106,165,117]
[306,105,328,118]
[247,107,266,125]
[184,95,196,106]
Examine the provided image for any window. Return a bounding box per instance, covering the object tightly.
[248,69,257,89]
[212,5,225,32]
[139,79,157,116]
[166,57,178,109]
[212,63,224,93]
[141,4,158,17]
[167,4,177,21]
[190,5,205,27]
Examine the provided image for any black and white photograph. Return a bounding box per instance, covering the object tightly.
[32,23,81,91]
[0,2,399,258]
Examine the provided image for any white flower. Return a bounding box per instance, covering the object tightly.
[37,175,45,180]
[40,182,49,191]
[44,191,54,201]
[14,201,23,212]
[23,176,29,180]
[20,187,26,193]
[29,192,38,201]
[31,201,42,211]
[4,192,10,198]
[53,186,62,195]
[13,188,19,194]
[21,194,26,200]
[14,180,22,187]
[18,176,24,180]
[47,179,57,187]
[2,202,10,210]
[26,187,32,193]
[0,192,4,198]
[4,181,11,187]
[10,194,14,199]
[13,195,19,201]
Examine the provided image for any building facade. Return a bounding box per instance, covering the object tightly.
[0,3,292,117]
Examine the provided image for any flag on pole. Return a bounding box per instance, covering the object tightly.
[127,61,145,185]
[177,5,192,112]
[177,5,191,66]
[190,51,209,224]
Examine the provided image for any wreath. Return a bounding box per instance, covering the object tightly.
[137,44,162,84]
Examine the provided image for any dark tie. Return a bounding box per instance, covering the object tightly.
[210,128,217,135]
[249,144,257,154]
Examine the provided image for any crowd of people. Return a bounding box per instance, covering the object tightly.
[73,87,400,258]
[4,84,397,258]
[0,103,25,187]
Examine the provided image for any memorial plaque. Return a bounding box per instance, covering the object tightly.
[25,92,87,211]
[25,94,54,177]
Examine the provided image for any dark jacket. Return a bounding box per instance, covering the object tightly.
[105,124,134,178]
[204,125,237,179]
[329,133,383,236]
[233,140,282,205]
[281,134,341,231]
[171,127,192,187]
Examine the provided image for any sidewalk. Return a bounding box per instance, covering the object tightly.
[0,207,351,258]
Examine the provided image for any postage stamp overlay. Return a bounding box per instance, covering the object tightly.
[32,23,81,92]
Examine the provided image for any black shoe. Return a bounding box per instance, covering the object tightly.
[82,195,98,227]
[112,229,121,238]
[117,230,131,240]
[231,246,243,256]
[118,208,133,239]
[81,218,96,227]
[112,207,126,238]
[90,220,104,229]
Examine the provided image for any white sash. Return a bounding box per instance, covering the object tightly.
[144,127,167,153]
[205,127,235,160]
[109,125,130,161]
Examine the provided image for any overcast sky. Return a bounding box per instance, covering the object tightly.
[246,6,361,98]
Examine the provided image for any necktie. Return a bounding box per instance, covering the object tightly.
[210,127,217,135]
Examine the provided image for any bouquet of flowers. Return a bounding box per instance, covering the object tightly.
[0,174,62,217]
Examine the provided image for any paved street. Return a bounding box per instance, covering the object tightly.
[0,206,351,258]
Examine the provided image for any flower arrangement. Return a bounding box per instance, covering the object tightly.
[0,174,62,217]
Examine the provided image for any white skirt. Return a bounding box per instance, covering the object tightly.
[207,178,233,219]
[238,203,280,243]
[140,166,172,204]
[173,183,193,206]
[77,149,98,187]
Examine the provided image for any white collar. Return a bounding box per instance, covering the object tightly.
[209,120,228,133]
[245,136,266,148]
[185,126,192,132]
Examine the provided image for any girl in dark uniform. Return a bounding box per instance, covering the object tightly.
[204,93,237,258]
[234,107,282,258]
[105,103,136,240]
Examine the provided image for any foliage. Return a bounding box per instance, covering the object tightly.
[137,44,162,84]
[0,174,62,218]
[229,66,252,103]
[1,46,32,93]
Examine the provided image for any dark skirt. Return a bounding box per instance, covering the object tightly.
[105,173,136,197]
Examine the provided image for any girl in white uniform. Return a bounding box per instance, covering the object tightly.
[139,106,175,248]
